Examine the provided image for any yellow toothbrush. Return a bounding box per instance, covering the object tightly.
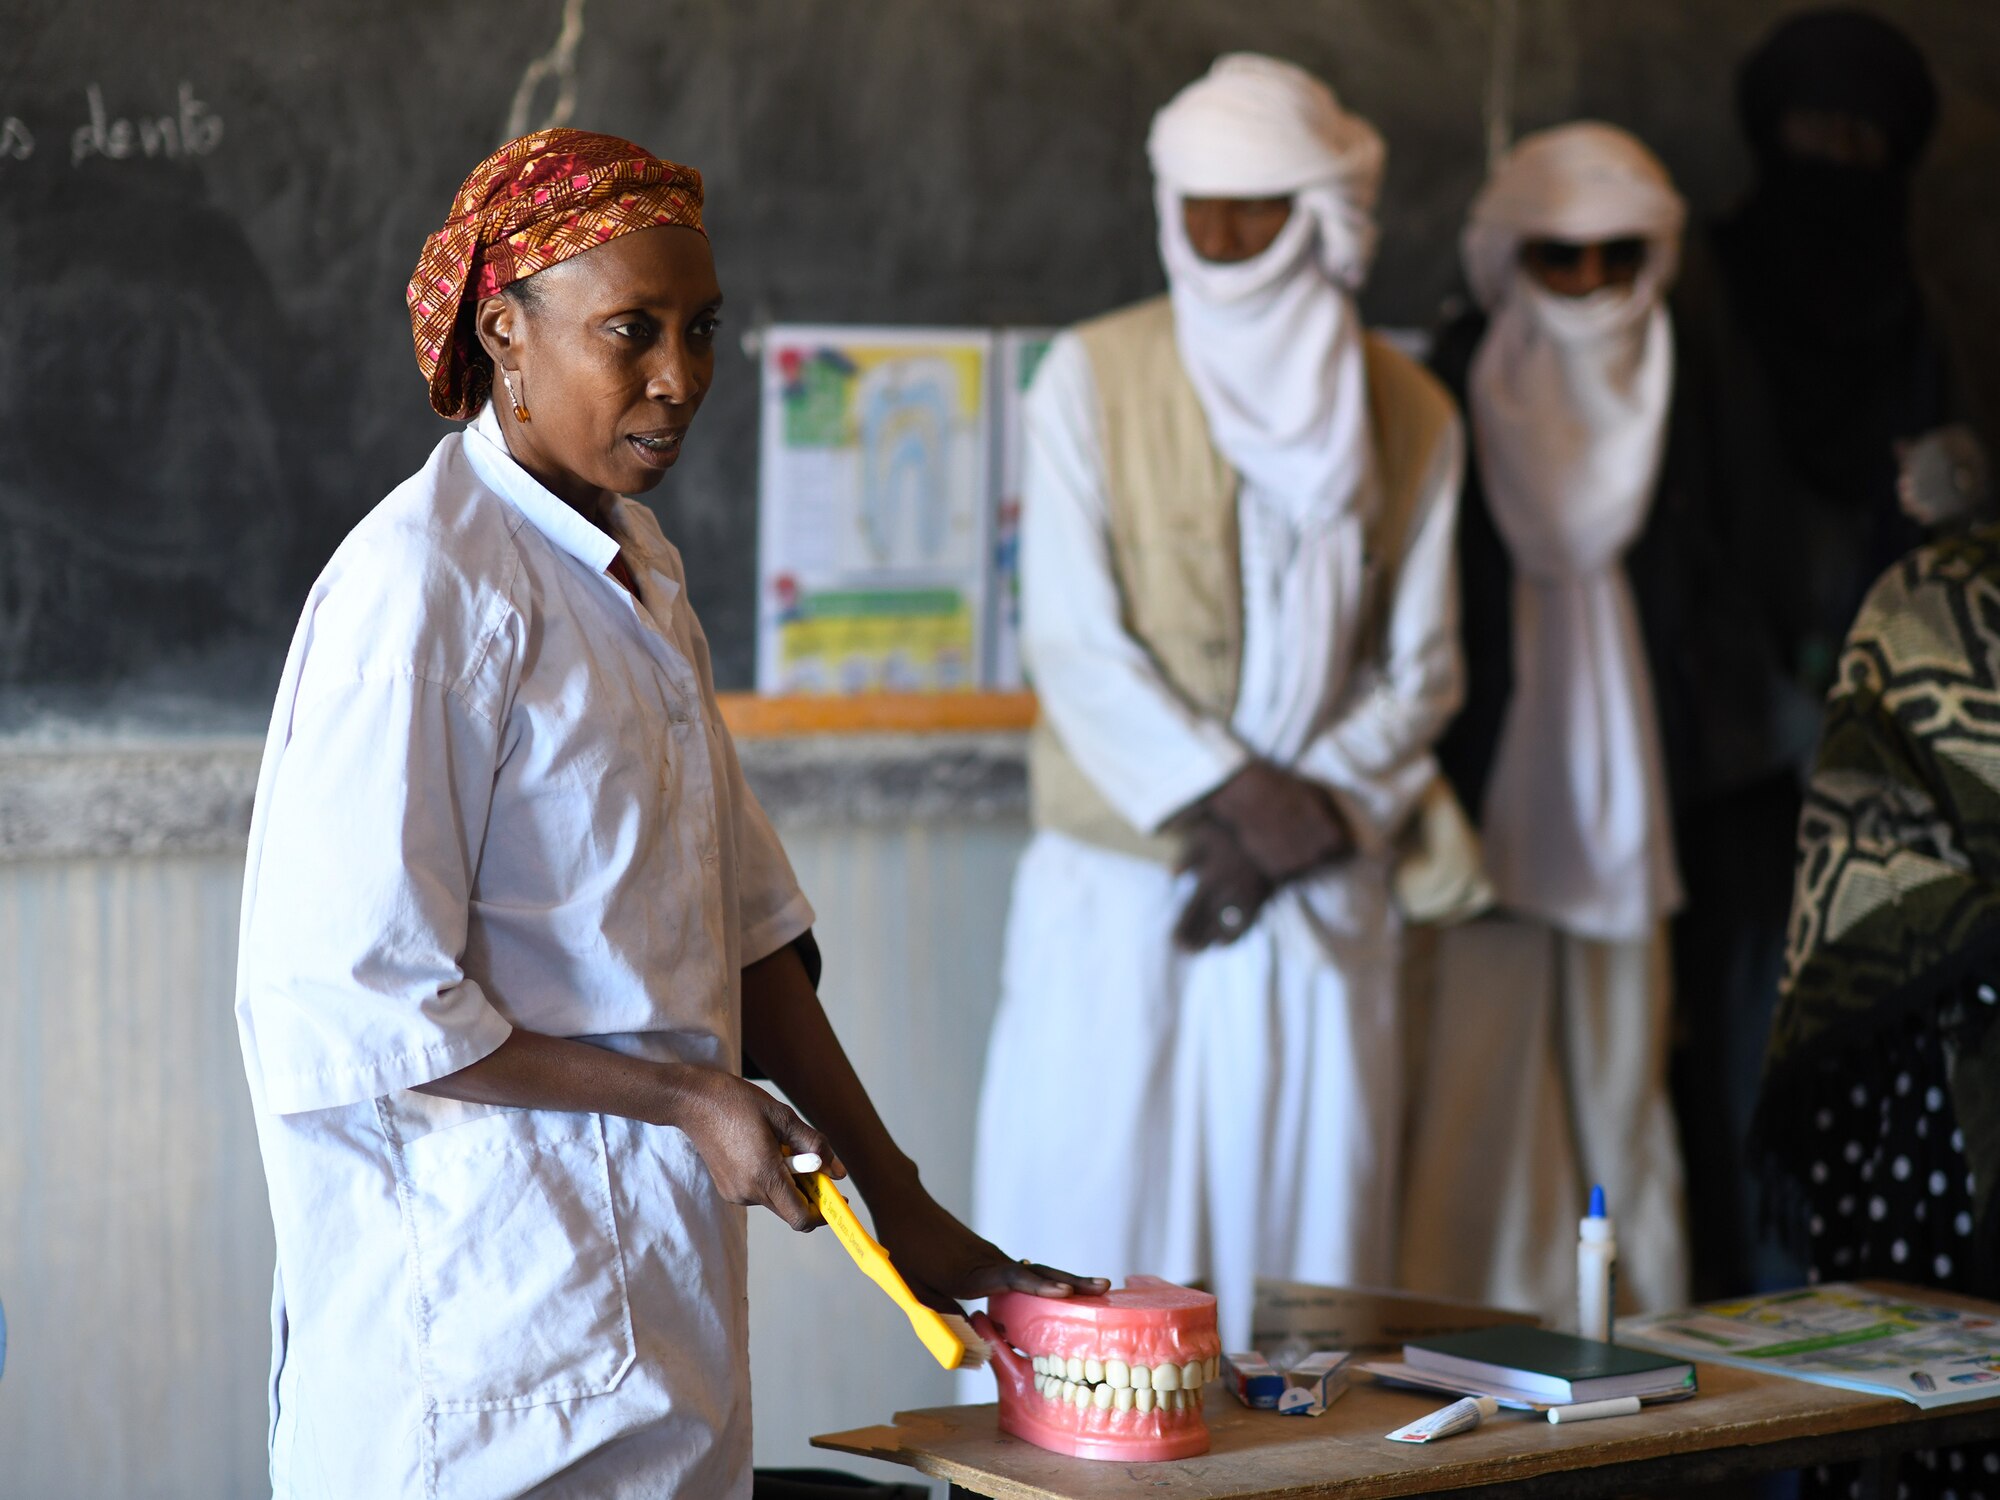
[799,1168,990,1370]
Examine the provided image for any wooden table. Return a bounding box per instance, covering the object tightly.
[815,1361,2000,1499]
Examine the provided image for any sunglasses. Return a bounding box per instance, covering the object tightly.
[1523,237,1649,273]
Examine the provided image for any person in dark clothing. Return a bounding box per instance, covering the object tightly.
[1668,5,1987,1308]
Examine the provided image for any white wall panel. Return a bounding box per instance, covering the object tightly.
[0,855,271,1500]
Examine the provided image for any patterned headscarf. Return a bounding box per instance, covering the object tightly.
[407,129,705,420]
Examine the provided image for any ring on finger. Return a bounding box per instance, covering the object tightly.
[1218,904,1245,932]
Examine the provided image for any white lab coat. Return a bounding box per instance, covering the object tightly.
[235,405,813,1499]
[969,335,1461,1354]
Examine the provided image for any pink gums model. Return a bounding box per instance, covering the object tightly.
[972,1276,1220,1462]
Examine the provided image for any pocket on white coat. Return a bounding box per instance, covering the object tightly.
[382,1099,635,1411]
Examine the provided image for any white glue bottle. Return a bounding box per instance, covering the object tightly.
[1577,1184,1617,1342]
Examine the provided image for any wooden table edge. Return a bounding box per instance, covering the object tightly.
[811,1377,2000,1500]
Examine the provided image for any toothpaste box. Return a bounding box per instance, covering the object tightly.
[1276,1350,1351,1417]
[1224,1352,1285,1409]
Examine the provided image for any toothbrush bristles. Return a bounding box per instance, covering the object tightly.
[943,1312,991,1369]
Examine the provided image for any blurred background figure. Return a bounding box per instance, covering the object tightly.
[1671,5,1992,1302]
[969,54,1463,1355]
[1402,123,1690,1325]
[1760,522,2000,1499]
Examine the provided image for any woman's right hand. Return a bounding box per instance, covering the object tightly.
[670,1065,846,1233]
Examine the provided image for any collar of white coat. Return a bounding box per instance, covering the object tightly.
[462,403,680,609]
[462,400,626,569]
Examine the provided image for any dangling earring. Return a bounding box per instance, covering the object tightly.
[501,368,531,423]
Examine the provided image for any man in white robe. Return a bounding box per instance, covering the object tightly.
[1399,123,1692,1324]
[969,53,1464,1353]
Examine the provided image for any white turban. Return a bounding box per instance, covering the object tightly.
[1141,52,1385,530]
[1148,52,1386,290]
[1140,53,1387,770]
[1462,121,1685,314]
[1463,122,1688,940]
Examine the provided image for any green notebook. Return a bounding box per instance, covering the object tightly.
[1405,1326,1696,1404]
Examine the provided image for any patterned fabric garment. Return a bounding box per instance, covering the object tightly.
[406,128,705,419]
[1797,1003,2000,1500]
[1762,524,2000,1259]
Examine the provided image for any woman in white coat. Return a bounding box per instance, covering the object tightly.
[234,129,1100,1500]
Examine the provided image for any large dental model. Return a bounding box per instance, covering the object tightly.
[971,1276,1220,1462]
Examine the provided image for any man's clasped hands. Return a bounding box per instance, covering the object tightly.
[1171,761,1354,950]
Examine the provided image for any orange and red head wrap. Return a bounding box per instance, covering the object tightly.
[407,128,706,420]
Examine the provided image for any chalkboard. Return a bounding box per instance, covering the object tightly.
[4,0,1998,725]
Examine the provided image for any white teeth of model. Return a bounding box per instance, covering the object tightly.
[1084,1357,1104,1384]
[1072,1381,1092,1410]
[1106,1358,1130,1389]
[1135,1387,1156,1413]
[1152,1362,1180,1392]
[1033,1373,1045,1395]
[1131,1364,1152,1391]
[1182,1359,1204,1389]
[1093,1382,1113,1411]
[1114,1386,1134,1412]
[1066,1356,1084,1383]
[1206,1356,1219,1383]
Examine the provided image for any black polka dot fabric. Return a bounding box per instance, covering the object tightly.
[1797,1000,1998,1500]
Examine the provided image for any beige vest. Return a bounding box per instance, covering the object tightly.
[1029,295,1457,865]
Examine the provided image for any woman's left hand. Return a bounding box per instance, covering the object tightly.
[865,1174,1109,1314]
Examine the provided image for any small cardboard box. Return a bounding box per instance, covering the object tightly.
[1224,1352,1285,1410]
[1276,1350,1351,1416]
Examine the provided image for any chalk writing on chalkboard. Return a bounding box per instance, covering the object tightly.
[71,84,223,164]
[0,84,222,166]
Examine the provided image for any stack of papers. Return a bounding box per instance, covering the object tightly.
[1620,1283,2000,1410]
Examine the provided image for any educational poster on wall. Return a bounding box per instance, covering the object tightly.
[756,326,994,694]
[988,329,1054,690]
